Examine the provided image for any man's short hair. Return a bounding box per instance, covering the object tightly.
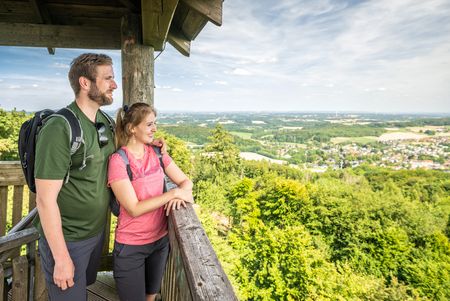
[68,53,113,96]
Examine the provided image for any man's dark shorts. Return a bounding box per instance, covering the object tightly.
[39,230,104,301]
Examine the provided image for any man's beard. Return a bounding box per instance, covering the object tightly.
[88,83,113,106]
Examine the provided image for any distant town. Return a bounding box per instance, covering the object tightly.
[153,112,450,172]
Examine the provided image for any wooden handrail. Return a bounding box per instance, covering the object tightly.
[167,205,238,301]
[0,228,39,254]
[8,208,37,234]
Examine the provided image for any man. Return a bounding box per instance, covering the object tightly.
[34,53,117,300]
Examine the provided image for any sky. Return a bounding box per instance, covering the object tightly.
[0,0,450,113]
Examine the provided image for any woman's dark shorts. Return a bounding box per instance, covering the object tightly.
[113,235,169,301]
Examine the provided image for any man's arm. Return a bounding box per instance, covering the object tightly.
[35,178,75,290]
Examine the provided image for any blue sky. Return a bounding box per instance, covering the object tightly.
[1,0,450,113]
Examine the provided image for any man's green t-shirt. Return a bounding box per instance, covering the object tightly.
[34,102,115,241]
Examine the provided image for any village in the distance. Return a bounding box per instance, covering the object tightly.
[150,111,450,172]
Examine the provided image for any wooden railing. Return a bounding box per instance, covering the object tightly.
[0,161,237,300]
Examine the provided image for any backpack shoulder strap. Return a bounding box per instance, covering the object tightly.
[151,145,165,170]
[43,107,84,184]
[151,145,170,192]
[53,107,83,155]
[99,109,115,134]
[116,148,133,181]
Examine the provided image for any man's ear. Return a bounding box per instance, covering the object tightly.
[79,76,91,91]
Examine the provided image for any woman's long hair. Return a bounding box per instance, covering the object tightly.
[115,102,156,148]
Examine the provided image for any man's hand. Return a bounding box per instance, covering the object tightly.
[151,137,168,154]
[53,256,75,290]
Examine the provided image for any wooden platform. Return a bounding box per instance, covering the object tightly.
[87,272,119,301]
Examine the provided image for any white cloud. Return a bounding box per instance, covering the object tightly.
[214,80,228,85]
[52,62,69,69]
[231,68,252,76]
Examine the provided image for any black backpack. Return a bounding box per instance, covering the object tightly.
[109,146,174,216]
[18,107,114,193]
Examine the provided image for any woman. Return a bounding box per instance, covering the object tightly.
[108,102,193,301]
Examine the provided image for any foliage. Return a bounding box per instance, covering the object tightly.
[155,130,194,177]
[0,108,31,160]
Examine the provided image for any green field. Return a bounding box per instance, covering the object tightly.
[331,136,378,144]
[230,131,253,139]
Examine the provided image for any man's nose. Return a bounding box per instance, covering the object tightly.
[111,80,118,89]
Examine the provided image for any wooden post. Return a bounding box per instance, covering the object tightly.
[0,186,7,236]
[28,191,36,212]
[12,185,24,227]
[12,256,28,301]
[11,185,24,258]
[121,14,154,106]
[27,240,36,301]
[0,263,4,301]
[34,254,48,301]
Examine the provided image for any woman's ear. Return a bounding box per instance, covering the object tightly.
[127,124,135,135]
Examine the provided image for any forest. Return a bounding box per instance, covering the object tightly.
[1,108,450,300]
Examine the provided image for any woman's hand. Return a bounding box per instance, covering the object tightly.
[172,188,194,203]
[164,198,186,216]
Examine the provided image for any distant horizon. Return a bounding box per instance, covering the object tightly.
[3,106,449,117]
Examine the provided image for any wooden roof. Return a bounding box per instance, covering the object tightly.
[0,0,223,56]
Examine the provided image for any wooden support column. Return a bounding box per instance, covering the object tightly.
[12,256,28,301]
[121,14,154,106]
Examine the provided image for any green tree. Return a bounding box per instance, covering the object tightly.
[203,124,241,175]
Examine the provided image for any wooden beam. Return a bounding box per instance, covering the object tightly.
[181,0,222,26]
[182,7,208,41]
[0,22,121,49]
[141,0,179,50]
[168,27,190,57]
[29,0,56,54]
[121,14,154,106]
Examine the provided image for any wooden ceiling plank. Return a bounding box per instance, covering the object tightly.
[181,0,222,26]
[45,3,128,19]
[49,15,120,27]
[118,0,138,13]
[29,0,55,54]
[0,22,121,49]
[0,1,34,17]
[141,0,179,51]
[29,0,51,23]
[167,27,190,57]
